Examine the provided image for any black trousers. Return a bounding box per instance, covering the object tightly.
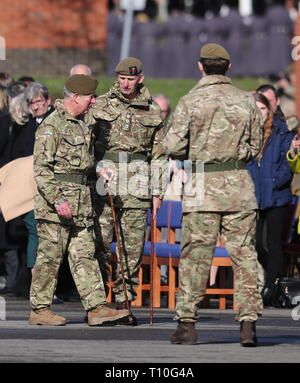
[255,206,288,289]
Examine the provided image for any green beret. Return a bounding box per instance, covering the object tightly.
[65,74,98,95]
[115,57,143,76]
[200,43,230,61]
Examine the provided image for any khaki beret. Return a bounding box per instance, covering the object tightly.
[65,74,98,95]
[200,43,230,61]
[115,57,143,76]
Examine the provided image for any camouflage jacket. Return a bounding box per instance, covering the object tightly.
[88,82,165,208]
[33,99,94,226]
[163,75,263,212]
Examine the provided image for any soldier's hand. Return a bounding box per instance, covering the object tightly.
[152,196,162,219]
[177,169,189,184]
[97,167,114,183]
[55,201,73,219]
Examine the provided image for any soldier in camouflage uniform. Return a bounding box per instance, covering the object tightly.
[29,75,129,326]
[163,44,263,346]
[89,58,164,325]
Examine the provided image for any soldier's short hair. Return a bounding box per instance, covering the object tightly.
[199,58,230,75]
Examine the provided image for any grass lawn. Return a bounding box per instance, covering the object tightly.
[33,76,263,109]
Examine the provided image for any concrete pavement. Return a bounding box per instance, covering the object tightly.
[0,296,299,365]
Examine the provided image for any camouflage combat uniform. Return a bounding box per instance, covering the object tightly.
[89,82,164,303]
[31,99,107,311]
[163,75,264,322]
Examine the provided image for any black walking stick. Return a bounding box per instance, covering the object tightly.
[105,180,132,318]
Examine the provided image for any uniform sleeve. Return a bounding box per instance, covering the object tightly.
[33,123,62,205]
[238,97,263,161]
[150,122,169,198]
[162,98,190,159]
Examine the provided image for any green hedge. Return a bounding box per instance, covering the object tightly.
[32,76,261,110]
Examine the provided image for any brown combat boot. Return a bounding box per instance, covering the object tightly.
[29,308,66,326]
[240,321,257,347]
[170,321,197,345]
[87,305,129,326]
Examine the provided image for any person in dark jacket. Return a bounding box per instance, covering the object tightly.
[0,81,28,295]
[12,82,53,159]
[247,92,294,306]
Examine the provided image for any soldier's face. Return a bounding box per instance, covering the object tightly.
[117,74,144,99]
[76,94,96,115]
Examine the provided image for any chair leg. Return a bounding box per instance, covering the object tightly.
[233,271,237,311]
[168,261,176,309]
[153,261,161,308]
[219,267,227,309]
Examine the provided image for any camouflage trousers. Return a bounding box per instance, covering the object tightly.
[96,202,148,303]
[30,220,107,311]
[175,210,263,322]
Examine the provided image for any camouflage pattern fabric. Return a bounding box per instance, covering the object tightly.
[175,211,263,322]
[87,82,164,303]
[33,99,95,227]
[94,200,148,303]
[32,99,107,311]
[163,74,263,322]
[163,75,263,212]
[88,81,165,207]
[30,221,106,311]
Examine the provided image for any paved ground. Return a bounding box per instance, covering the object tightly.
[0,295,299,369]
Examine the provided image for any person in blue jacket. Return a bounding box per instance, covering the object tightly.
[247,91,294,306]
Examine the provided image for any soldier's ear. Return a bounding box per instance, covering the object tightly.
[138,74,144,84]
[198,61,203,73]
[73,93,80,103]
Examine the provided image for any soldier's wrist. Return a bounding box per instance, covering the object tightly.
[55,199,66,208]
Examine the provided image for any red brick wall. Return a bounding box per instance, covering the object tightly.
[0,0,108,75]
[0,0,107,49]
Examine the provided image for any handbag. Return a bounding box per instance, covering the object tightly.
[272,277,300,308]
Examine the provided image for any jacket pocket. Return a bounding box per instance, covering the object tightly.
[138,115,162,142]
[61,136,85,166]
